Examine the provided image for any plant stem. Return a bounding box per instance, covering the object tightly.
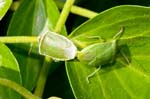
[11,1,98,19]
[55,1,98,18]
[34,57,52,97]
[69,4,98,18]
[54,0,75,33]
[34,0,75,97]
[0,36,38,43]
[0,78,41,99]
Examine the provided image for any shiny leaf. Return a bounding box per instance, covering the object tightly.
[7,0,66,91]
[0,43,21,99]
[67,5,150,98]
[0,0,12,20]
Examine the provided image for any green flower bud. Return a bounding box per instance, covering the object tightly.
[39,31,77,61]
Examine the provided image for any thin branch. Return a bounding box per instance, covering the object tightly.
[34,0,75,97]
[0,78,41,99]
[0,36,38,43]
[55,1,98,18]
[54,0,75,33]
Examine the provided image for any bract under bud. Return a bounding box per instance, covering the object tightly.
[39,31,77,61]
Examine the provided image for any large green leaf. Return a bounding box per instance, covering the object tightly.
[66,5,150,98]
[0,0,12,20]
[7,0,66,91]
[0,43,21,99]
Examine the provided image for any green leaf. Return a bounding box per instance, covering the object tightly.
[7,0,66,91]
[0,43,21,99]
[0,0,12,20]
[66,5,150,98]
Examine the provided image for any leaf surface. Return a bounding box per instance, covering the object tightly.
[0,0,12,20]
[7,0,66,91]
[66,5,150,99]
[0,43,21,99]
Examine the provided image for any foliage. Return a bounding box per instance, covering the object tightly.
[0,0,150,99]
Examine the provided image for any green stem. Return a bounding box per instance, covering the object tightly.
[69,4,98,18]
[55,1,98,18]
[54,0,75,33]
[34,0,75,97]
[34,57,53,97]
[10,1,98,19]
[0,78,41,99]
[0,36,38,43]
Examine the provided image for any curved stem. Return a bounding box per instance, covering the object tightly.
[69,4,98,18]
[0,36,38,43]
[34,57,53,97]
[0,78,41,99]
[10,1,98,19]
[55,1,98,18]
[34,0,75,97]
[54,0,75,33]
